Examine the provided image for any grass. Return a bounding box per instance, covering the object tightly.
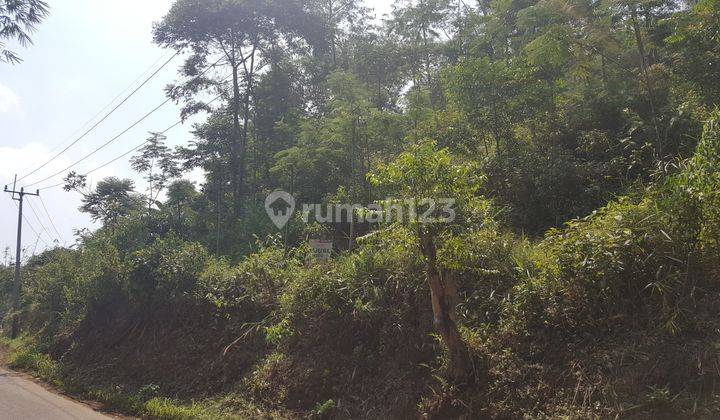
[144,398,208,419]
[0,335,64,387]
[0,335,238,419]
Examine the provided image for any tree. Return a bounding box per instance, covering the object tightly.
[306,0,368,68]
[63,174,143,226]
[274,71,399,204]
[164,179,199,224]
[667,0,720,107]
[370,140,485,381]
[177,112,235,252]
[389,0,451,88]
[444,57,552,151]
[250,58,304,192]
[154,0,319,217]
[0,0,49,64]
[347,32,406,109]
[130,132,181,212]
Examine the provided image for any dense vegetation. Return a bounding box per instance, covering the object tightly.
[3,0,720,417]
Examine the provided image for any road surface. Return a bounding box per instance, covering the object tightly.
[0,367,112,419]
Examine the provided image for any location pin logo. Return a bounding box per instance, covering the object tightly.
[265,190,295,229]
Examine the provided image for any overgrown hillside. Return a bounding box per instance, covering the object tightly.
[2,116,720,418]
[3,0,720,418]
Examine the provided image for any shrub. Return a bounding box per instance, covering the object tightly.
[502,113,720,335]
[439,227,527,329]
[198,242,298,311]
[127,236,209,303]
[274,225,425,344]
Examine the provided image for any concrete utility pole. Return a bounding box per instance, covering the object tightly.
[4,176,39,339]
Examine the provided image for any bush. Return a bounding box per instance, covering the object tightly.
[198,242,297,311]
[127,236,209,303]
[439,227,527,329]
[143,397,205,419]
[273,225,425,344]
[503,113,720,335]
[19,243,126,338]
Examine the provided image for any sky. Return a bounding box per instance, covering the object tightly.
[0,0,393,260]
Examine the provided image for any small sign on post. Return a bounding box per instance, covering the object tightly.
[309,239,333,261]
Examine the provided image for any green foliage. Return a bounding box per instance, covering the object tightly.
[7,0,720,417]
[127,236,208,303]
[369,139,487,231]
[310,399,336,418]
[270,225,424,347]
[440,228,527,328]
[64,175,144,225]
[482,141,616,234]
[143,397,205,420]
[504,114,720,335]
[680,110,720,254]
[666,0,720,106]
[0,0,49,63]
[444,57,554,148]
[0,264,12,319]
[130,132,181,210]
[5,336,63,387]
[198,242,295,310]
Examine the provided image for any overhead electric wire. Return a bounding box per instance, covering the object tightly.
[15,50,181,184]
[26,199,57,244]
[44,52,176,158]
[12,200,50,249]
[34,74,231,192]
[23,98,174,188]
[38,195,65,245]
[24,214,49,248]
[37,120,184,191]
[4,52,176,187]
[23,58,226,189]
[30,230,44,257]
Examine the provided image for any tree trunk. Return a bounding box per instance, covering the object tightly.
[231,63,243,217]
[237,44,257,217]
[239,76,252,217]
[420,232,469,382]
[630,6,662,157]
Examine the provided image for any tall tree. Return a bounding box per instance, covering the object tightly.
[389,0,452,88]
[130,132,181,212]
[154,0,317,216]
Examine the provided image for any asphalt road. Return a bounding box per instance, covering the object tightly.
[0,367,112,420]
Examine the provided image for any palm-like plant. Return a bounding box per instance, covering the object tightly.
[0,0,49,64]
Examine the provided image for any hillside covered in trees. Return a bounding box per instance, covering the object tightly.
[2,0,720,417]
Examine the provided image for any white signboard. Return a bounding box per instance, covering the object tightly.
[309,239,333,261]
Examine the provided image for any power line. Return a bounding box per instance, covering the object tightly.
[38,120,184,191]
[15,51,181,184]
[22,210,50,249]
[39,195,65,245]
[11,200,50,249]
[30,230,43,258]
[23,214,48,248]
[4,52,175,186]
[26,198,57,244]
[4,181,43,339]
[43,52,176,160]
[23,98,173,188]
[35,77,231,191]
[23,58,226,189]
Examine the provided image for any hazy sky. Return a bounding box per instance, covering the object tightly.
[0,0,392,259]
